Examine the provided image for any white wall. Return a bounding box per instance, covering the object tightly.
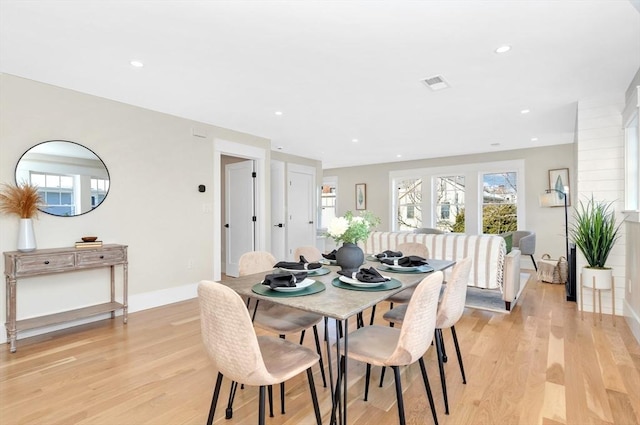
[575,96,627,315]
[0,74,273,342]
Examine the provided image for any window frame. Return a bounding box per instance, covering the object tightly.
[390,160,525,233]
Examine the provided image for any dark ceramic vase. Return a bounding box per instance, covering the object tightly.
[336,242,364,274]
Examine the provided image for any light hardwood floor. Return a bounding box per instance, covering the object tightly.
[1,273,639,425]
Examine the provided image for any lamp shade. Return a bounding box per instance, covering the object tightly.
[539,192,564,207]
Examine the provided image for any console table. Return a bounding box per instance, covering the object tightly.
[4,244,128,352]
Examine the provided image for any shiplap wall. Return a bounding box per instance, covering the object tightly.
[576,97,626,315]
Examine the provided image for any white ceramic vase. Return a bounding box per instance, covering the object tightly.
[581,267,612,290]
[17,218,36,252]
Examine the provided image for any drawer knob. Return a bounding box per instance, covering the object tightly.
[99,255,105,259]
[44,260,50,265]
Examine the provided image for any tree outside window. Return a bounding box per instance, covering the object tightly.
[482,172,517,234]
[396,178,422,230]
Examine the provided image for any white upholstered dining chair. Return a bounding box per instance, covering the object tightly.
[239,251,327,416]
[198,280,322,425]
[337,271,443,425]
[383,257,473,414]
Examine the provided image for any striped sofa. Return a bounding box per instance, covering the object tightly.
[361,231,522,310]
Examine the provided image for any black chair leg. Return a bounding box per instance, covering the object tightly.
[364,363,372,401]
[435,329,449,414]
[441,330,448,363]
[299,329,306,345]
[530,255,538,271]
[369,304,377,325]
[307,368,323,425]
[207,372,223,425]
[258,386,266,425]
[392,366,406,425]
[419,358,439,425]
[268,385,274,417]
[379,366,387,387]
[280,382,285,414]
[451,326,466,384]
[311,325,327,387]
[225,380,238,419]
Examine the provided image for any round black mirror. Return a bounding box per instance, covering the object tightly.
[15,140,110,217]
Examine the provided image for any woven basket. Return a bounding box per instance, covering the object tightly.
[537,254,568,284]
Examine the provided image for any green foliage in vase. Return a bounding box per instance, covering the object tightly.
[570,196,622,269]
[326,210,381,244]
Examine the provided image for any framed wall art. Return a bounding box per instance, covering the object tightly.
[548,168,570,206]
[355,183,366,210]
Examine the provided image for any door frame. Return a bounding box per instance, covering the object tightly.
[213,139,266,281]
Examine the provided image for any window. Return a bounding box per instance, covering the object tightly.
[435,175,465,232]
[482,172,518,234]
[396,178,422,230]
[320,178,337,229]
[31,172,75,216]
[390,160,524,234]
[625,114,639,211]
[91,178,110,208]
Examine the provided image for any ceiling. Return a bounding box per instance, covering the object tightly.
[1,1,639,169]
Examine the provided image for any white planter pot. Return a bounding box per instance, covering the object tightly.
[581,267,612,290]
[17,218,37,252]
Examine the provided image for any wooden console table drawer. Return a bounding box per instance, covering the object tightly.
[77,249,125,267]
[15,253,76,275]
[4,244,128,352]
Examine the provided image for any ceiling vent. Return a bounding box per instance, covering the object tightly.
[421,75,450,91]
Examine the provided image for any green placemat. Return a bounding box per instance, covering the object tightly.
[331,277,402,291]
[376,265,434,274]
[252,281,325,298]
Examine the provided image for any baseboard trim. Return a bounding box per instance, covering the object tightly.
[623,299,640,344]
[0,282,199,344]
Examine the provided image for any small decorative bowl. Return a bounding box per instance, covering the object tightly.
[81,236,98,242]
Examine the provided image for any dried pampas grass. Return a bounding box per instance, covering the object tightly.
[0,182,42,218]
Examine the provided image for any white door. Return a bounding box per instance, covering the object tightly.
[270,160,286,260]
[287,164,316,260]
[225,160,255,277]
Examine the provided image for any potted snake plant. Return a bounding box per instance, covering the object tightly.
[570,196,622,289]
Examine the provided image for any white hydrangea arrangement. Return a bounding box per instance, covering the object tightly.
[326,210,380,244]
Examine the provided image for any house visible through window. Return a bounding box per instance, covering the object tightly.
[390,160,524,234]
[482,172,518,234]
[320,178,337,229]
[435,175,465,232]
[396,178,422,230]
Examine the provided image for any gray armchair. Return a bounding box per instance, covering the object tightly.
[512,230,537,271]
[413,227,445,235]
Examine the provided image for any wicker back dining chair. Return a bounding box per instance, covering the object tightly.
[198,280,322,425]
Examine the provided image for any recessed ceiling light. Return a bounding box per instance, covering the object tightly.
[130,60,144,68]
[495,45,511,54]
[520,109,530,114]
[396,154,402,158]
[275,111,283,116]
[531,137,539,142]
[352,139,359,143]
[490,143,500,147]
[276,146,284,150]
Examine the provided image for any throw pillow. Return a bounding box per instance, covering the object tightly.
[501,232,513,254]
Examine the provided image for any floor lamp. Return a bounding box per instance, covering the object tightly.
[539,186,573,300]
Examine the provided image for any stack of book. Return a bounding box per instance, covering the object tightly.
[75,241,103,249]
